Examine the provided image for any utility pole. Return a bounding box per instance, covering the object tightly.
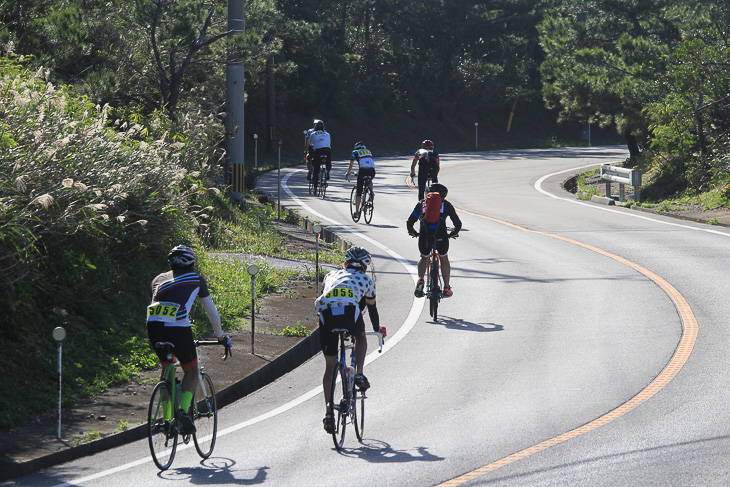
[226,0,245,201]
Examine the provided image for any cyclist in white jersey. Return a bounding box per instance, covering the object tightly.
[315,246,386,433]
[345,141,376,218]
[309,120,332,192]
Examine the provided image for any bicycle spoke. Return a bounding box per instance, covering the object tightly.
[193,372,217,458]
[148,381,178,470]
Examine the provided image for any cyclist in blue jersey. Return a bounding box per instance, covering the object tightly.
[406,184,462,298]
[146,245,231,433]
[345,141,376,219]
[315,246,386,434]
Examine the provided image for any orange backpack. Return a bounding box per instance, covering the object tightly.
[423,191,443,224]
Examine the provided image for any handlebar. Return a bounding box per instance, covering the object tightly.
[194,338,233,361]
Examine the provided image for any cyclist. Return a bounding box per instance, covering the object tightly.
[303,121,316,181]
[315,246,386,434]
[345,141,376,219]
[146,245,231,434]
[309,119,332,193]
[406,183,462,298]
[410,139,440,200]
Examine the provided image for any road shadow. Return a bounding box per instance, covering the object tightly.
[435,316,504,333]
[161,458,269,485]
[336,439,444,464]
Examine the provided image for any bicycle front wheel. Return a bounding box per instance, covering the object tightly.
[353,387,366,441]
[192,372,218,458]
[147,381,178,470]
[363,188,373,224]
[330,363,348,449]
[350,187,360,222]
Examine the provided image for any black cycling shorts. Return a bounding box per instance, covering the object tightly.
[419,231,449,257]
[147,322,198,368]
[356,166,376,196]
[318,305,365,356]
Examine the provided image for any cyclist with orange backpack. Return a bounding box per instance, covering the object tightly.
[406,183,461,298]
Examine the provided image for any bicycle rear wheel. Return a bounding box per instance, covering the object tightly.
[350,187,360,222]
[192,372,217,458]
[147,381,178,470]
[363,188,373,224]
[318,167,327,198]
[330,362,348,449]
[353,387,366,441]
[429,257,440,320]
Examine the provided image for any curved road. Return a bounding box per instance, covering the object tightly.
[12,147,730,486]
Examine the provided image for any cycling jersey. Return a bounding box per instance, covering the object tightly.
[314,268,376,313]
[309,130,331,150]
[147,270,210,327]
[351,149,375,169]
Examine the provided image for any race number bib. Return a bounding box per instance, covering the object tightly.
[324,287,355,300]
[147,301,181,322]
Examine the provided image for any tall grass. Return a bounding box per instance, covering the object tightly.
[0,58,300,429]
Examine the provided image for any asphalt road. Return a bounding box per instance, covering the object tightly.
[10,146,730,486]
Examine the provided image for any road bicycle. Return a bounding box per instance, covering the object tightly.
[315,154,328,199]
[329,328,383,450]
[306,154,315,195]
[410,173,434,200]
[423,230,458,321]
[147,339,231,470]
[348,173,374,224]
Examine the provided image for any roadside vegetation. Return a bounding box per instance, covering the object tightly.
[0,60,340,429]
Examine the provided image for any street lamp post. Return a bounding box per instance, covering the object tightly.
[247,264,259,354]
[53,326,67,440]
[313,224,322,295]
[475,122,479,148]
[253,134,258,169]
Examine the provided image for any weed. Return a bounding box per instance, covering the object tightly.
[280,324,311,337]
[708,218,720,225]
[116,420,130,431]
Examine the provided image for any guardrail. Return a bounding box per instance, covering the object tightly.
[600,164,641,202]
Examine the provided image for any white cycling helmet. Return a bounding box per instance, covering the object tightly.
[345,246,372,269]
[168,245,196,267]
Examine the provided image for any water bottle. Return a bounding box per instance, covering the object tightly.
[175,378,182,405]
[346,365,355,390]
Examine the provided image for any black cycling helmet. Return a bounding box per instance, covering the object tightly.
[314,119,325,131]
[168,245,196,267]
[429,183,448,198]
[422,139,434,149]
[354,141,366,150]
[345,246,372,269]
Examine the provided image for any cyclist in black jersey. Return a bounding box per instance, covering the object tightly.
[146,245,231,433]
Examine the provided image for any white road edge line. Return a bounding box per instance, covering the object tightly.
[535,164,730,237]
[52,169,423,486]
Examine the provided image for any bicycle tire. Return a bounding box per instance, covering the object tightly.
[309,177,314,195]
[318,167,327,199]
[192,372,217,458]
[147,381,178,470]
[330,362,348,449]
[350,186,360,222]
[363,187,373,224]
[353,387,366,441]
[429,256,439,320]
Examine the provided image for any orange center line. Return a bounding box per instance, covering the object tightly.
[437,207,698,486]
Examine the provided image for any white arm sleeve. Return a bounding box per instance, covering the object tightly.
[200,295,223,337]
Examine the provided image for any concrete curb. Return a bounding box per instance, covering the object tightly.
[1,331,322,481]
